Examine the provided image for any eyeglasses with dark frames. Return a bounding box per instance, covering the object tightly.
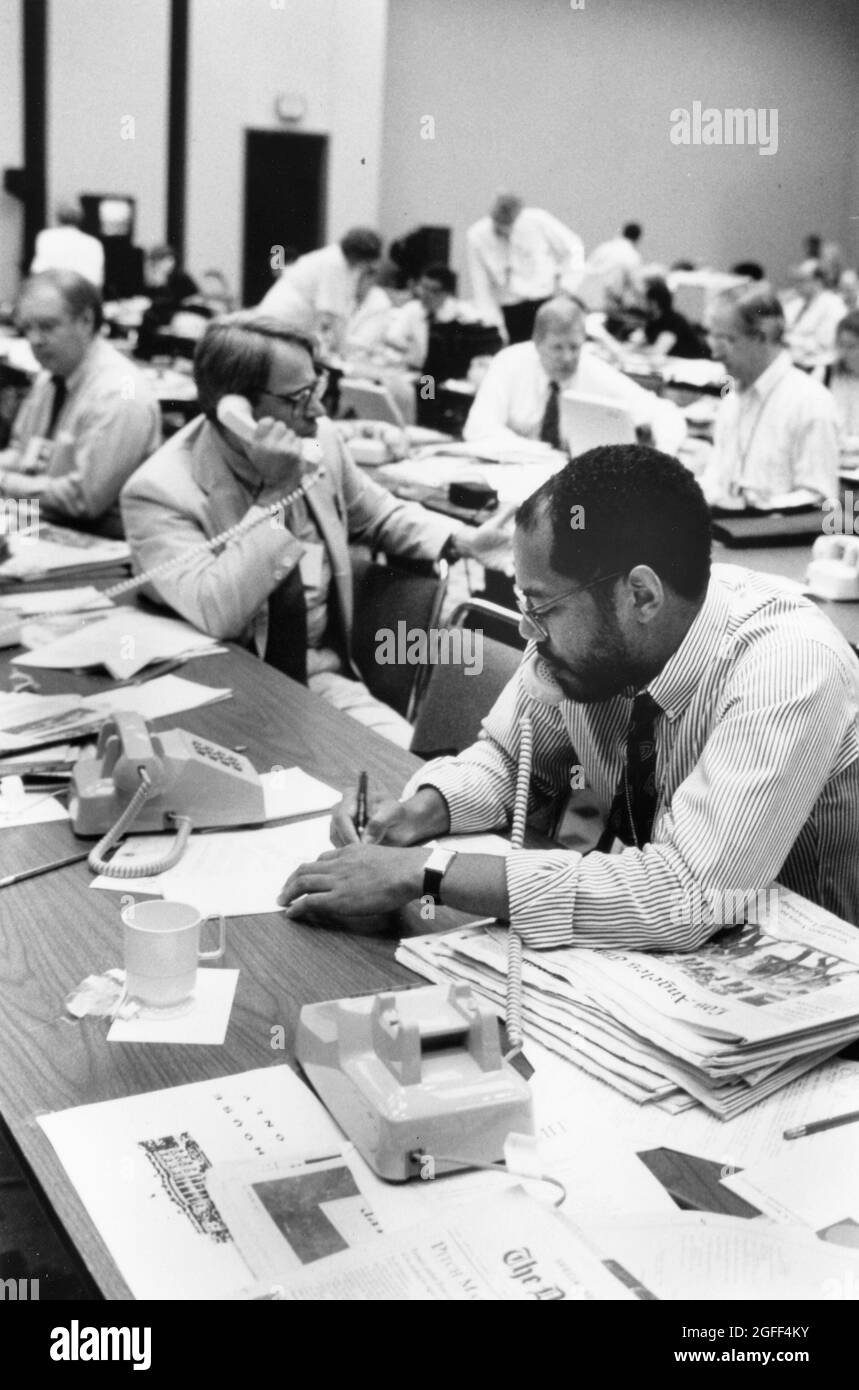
[260,371,329,413]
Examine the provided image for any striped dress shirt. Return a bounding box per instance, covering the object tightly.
[404,565,859,949]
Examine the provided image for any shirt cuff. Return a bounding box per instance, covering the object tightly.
[402,763,508,834]
[505,849,581,947]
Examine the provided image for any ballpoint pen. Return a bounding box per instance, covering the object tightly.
[354,770,368,840]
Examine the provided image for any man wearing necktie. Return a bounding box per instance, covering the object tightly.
[122,315,505,745]
[280,445,859,949]
[0,270,160,534]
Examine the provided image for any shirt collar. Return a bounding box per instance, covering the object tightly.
[743,349,792,399]
[645,573,731,720]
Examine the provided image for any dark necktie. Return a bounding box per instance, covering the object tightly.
[599,692,661,850]
[540,379,561,449]
[46,375,67,437]
[264,565,308,685]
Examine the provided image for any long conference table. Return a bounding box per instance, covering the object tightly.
[3,534,859,1301]
[0,643,461,1299]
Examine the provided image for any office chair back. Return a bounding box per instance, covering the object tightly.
[410,599,525,758]
[350,551,449,719]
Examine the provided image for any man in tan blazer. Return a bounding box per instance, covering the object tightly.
[121,314,479,745]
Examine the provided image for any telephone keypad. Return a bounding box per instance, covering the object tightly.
[191,737,245,772]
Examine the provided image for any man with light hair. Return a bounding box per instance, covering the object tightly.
[31,203,105,289]
[704,284,838,508]
[0,270,159,534]
[466,192,585,343]
[463,295,684,453]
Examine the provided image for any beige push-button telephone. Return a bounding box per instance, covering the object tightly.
[69,711,265,877]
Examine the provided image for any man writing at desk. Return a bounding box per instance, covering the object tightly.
[463,296,685,454]
[702,284,839,510]
[279,446,859,943]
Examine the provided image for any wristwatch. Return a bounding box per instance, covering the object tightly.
[421,846,457,906]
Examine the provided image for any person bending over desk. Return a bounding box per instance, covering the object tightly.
[0,271,160,536]
[120,314,501,747]
[462,295,685,453]
[279,446,859,943]
[703,284,839,509]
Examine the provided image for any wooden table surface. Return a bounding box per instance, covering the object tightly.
[0,643,458,1299]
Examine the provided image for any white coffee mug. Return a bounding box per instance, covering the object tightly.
[121,900,226,1008]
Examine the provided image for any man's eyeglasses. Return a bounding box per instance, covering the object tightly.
[260,371,328,413]
[514,571,623,639]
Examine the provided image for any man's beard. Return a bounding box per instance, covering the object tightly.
[537,608,645,704]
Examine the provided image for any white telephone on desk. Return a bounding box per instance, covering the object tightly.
[69,711,265,877]
[807,535,859,601]
[295,651,558,1182]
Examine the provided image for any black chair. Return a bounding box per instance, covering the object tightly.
[350,549,449,720]
[410,598,524,758]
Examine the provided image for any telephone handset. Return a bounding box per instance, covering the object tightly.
[86,403,325,612]
[69,711,265,877]
[216,393,324,466]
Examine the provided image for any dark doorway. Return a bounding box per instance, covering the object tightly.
[242,130,328,307]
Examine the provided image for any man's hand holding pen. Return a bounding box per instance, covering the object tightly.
[277,776,451,920]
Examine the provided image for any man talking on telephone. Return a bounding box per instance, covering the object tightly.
[278,445,859,945]
[121,313,500,745]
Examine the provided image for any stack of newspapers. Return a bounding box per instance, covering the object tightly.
[396,886,859,1118]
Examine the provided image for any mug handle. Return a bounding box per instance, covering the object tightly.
[198,913,226,962]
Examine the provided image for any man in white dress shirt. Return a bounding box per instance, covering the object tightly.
[704,284,838,509]
[30,204,105,289]
[783,260,847,369]
[279,447,859,938]
[466,193,585,343]
[463,296,684,454]
[258,228,383,355]
[579,222,643,310]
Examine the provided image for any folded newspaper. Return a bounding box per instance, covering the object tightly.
[396,886,859,1119]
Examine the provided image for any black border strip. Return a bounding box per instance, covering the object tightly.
[166,0,189,257]
[21,0,47,268]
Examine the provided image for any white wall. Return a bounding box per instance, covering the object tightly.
[380,0,859,290]
[186,0,388,296]
[0,0,24,303]
[47,0,170,252]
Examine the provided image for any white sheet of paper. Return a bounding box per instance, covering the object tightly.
[722,1126,859,1239]
[107,969,239,1045]
[585,1210,859,1301]
[88,674,232,721]
[0,586,114,615]
[260,767,340,821]
[37,1066,345,1299]
[91,817,334,915]
[12,609,219,678]
[0,788,68,828]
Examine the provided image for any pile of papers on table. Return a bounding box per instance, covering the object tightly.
[0,522,130,581]
[397,885,859,1119]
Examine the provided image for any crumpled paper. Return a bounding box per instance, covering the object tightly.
[64,968,141,1021]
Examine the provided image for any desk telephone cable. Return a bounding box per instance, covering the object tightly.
[1,470,324,874]
[0,467,325,644]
